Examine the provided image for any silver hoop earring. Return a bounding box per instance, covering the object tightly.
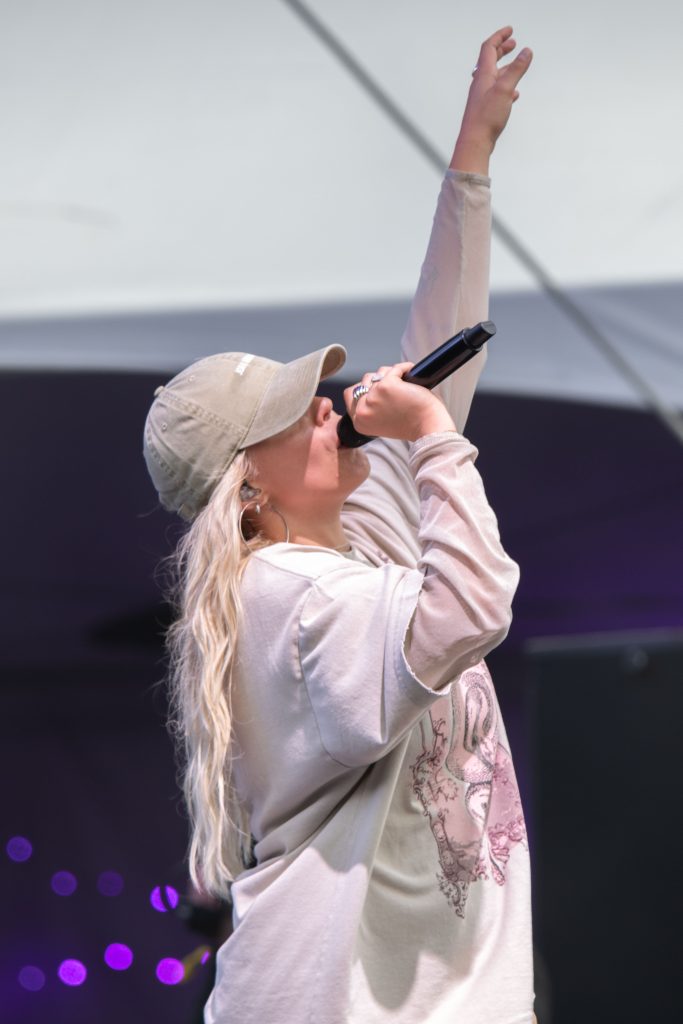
[238,500,262,548]
[238,500,290,548]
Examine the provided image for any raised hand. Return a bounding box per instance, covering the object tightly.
[450,26,533,175]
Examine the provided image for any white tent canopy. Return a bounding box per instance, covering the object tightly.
[1,0,682,410]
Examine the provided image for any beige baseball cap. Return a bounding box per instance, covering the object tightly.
[143,344,346,520]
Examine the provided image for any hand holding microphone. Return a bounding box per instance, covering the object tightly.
[339,320,496,447]
[342,364,456,444]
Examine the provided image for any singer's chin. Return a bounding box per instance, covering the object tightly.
[340,446,371,486]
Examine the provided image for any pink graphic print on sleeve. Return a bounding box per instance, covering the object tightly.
[409,664,527,917]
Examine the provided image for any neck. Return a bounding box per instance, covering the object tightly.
[260,505,350,551]
[292,529,352,552]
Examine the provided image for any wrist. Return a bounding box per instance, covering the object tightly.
[410,409,456,441]
[449,130,493,176]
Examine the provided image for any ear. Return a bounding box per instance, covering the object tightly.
[240,481,262,502]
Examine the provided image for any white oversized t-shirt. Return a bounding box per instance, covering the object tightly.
[204,172,534,1024]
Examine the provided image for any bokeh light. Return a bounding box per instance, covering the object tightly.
[51,871,78,896]
[18,966,45,992]
[6,836,33,862]
[201,950,211,965]
[97,870,124,896]
[150,885,179,912]
[156,957,184,985]
[104,943,133,971]
[58,960,87,986]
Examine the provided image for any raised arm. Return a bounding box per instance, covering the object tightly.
[401,26,532,433]
[342,28,532,562]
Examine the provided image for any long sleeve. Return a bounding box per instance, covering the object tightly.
[342,170,492,562]
[403,431,519,690]
[400,169,492,434]
[291,430,519,768]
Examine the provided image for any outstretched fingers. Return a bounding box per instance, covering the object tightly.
[485,25,515,50]
[477,26,514,75]
[476,25,533,87]
[498,46,533,90]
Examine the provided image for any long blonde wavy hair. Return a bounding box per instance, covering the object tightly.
[164,450,265,897]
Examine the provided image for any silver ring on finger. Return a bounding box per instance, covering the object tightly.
[352,383,370,401]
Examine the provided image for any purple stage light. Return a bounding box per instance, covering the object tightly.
[104,943,133,971]
[201,950,211,965]
[156,957,184,985]
[18,966,45,992]
[6,836,33,862]
[51,871,77,896]
[97,870,124,896]
[150,884,179,912]
[58,960,87,986]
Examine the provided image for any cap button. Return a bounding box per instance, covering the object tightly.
[154,385,165,397]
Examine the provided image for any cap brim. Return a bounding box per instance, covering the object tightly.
[243,343,346,448]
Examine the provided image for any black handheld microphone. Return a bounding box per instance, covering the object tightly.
[337,320,496,448]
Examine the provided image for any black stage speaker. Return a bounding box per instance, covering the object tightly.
[526,629,683,1024]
